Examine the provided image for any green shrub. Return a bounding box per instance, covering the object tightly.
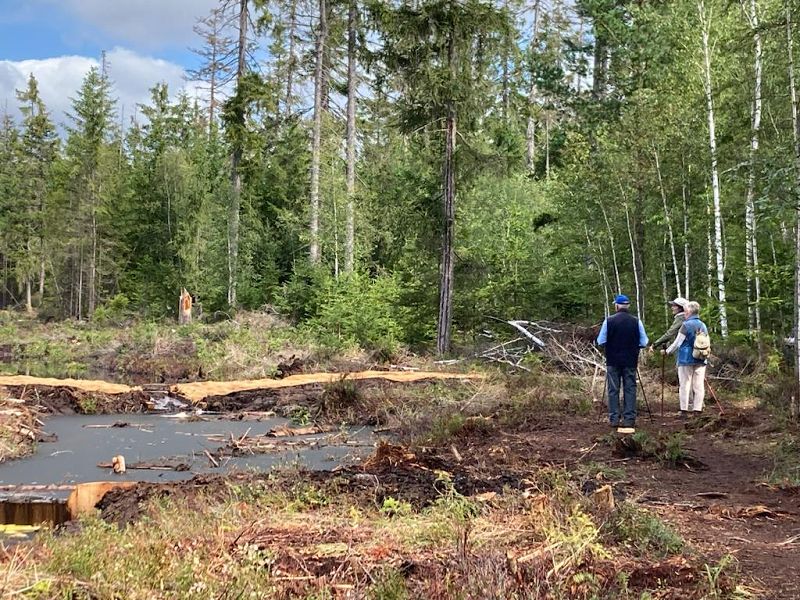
[606,502,684,557]
[291,272,409,356]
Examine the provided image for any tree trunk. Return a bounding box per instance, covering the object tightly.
[586,225,610,317]
[592,23,608,100]
[77,244,84,321]
[25,278,32,314]
[706,194,714,301]
[285,0,298,115]
[309,0,327,265]
[227,0,248,307]
[744,0,763,334]
[625,202,642,322]
[525,0,540,173]
[344,0,357,274]
[501,0,510,119]
[661,252,670,327]
[787,4,800,419]
[699,0,729,338]
[88,210,97,315]
[38,255,45,300]
[437,108,456,356]
[682,180,690,298]
[545,114,551,178]
[599,203,621,294]
[654,147,682,297]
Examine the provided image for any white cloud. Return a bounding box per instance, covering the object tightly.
[55,0,219,49]
[0,48,206,132]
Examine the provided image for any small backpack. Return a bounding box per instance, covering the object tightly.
[692,327,711,360]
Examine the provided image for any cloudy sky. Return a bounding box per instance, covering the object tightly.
[0,0,219,129]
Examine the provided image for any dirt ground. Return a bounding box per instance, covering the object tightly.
[88,388,800,598]
[432,401,800,600]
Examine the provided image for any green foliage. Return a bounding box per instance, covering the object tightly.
[768,436,800,486]
[369,569,409,600]
[607,502,685,557]
[283,271,410,355]
[288,483,329,511]
[661,432,689,467]
[1,0,797,368]
[380,497,413,518]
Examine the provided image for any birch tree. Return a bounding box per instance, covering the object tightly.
[788,3,800,418]
[654,146,682,297]
[525,0,540,172]
[743,0,763,334]
[698,0,729,337]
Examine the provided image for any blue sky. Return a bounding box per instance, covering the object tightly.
[0,0,218,126]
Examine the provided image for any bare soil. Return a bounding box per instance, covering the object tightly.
[91,394,800,598]
[436,403,800,600]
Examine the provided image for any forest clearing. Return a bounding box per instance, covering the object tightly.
[3,0,800,597]
[0,312,798,599]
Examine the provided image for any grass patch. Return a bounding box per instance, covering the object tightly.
[767,435,800,486]
[605,502,685,557]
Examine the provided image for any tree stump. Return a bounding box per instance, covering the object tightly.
[178,289,192,325]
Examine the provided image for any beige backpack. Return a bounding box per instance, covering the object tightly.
[692,328,711,360]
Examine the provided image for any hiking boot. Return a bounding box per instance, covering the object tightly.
[610,420,620,428]
[622,421,635,428]
[677,410,688,419]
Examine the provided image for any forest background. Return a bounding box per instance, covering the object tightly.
[2,0,799,366]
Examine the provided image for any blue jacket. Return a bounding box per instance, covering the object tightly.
[677,315,708,366]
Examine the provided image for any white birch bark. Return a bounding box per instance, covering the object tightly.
[599,203,621,294]
[525,0,541,172]
[654,146,682,297]
[625,203,642,323]
[744,0,763,334]
[586,225,610,318]
[787,4,800,419]
[682,181,690,298]
[699,0,729,337]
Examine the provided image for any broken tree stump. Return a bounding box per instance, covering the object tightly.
[178,288,192,325]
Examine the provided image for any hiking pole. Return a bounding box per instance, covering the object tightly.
[660,353,665,418]
[705,379,725,416]
[636,368,654,421]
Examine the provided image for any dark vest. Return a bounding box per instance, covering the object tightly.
[605,310,641,368]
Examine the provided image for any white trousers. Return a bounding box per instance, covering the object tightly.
[677,364,706,411]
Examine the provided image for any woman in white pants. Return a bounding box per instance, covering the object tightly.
[663,301,708,417]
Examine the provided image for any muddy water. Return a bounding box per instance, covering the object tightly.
[0,414,373,488]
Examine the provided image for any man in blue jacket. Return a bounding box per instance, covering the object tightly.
[597,294,649,428]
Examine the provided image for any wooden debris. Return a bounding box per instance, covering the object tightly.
[178,288,193,325]
[204,449,219,468]
[695,491,728,499]
[268,424,333,437]
[111,455,126,474]
[479,319,603,374]
[100,457,189,472]
[590,484,615,512]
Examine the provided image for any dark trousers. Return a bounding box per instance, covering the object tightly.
[607,365,637,426]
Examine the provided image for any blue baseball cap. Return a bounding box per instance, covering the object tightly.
[614,294,630,305]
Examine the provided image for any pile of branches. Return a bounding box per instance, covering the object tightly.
[0,389,44,462]
[478,319,604,376]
